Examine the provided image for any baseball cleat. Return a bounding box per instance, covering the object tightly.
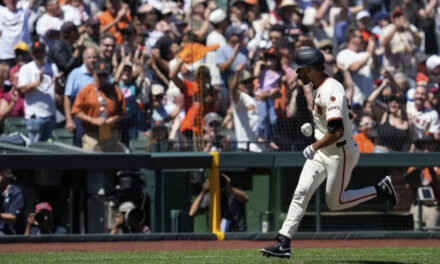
[377,176,398,206]
[259,234,291,259]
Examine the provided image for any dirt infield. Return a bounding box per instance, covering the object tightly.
[1,239,439,253]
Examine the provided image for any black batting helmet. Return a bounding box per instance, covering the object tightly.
[292,48,325,70]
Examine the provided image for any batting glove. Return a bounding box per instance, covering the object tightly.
[300,123,313,137]
[303,145,316,160]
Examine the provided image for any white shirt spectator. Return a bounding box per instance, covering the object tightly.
[0,4,31,60]
[233,92,263,152]
[206,30,226,87]
[35,13,63,45]
[380,23,419,78]
[336,48,374,105]
[18,60,58,119]
[406,101,440,140]
[61,4,89,26]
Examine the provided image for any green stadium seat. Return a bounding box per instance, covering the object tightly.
[4,117,27,135]
[129,139,147,153]
[52,128,74,145]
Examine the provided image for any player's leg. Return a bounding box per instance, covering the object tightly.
[260,159,327,258]
[325,141,377,211]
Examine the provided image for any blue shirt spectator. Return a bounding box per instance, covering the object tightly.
[64,47,98,147]
[65,64,95,99]
[216,25,249,87]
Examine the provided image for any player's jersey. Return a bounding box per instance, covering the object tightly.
[312,77,353,143]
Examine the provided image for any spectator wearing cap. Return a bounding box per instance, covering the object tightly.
[48,21,83,76]
[277,0,308,39]
[188,0,215,41]
[229,63,262,152]
[71,61,126,152]
[151,83,180,129]
[336,28,375,105]
[18,41,63,143]
[36,0,64,47]
[355,10,378,43]
[206,9,228,90]
[203,111,230,152]
[97,0,132,44]
[64,47,98,146]
[0,0,35,66]
[0,170,25,235]
[9,42,31,84]
[427,83,440,116]
[379,8,421,78]
[318,39,335,76]
[371,10,390,36]
[406,85,440,151]
[24,202,67,235]
[426,55,440,82]
[216,25,249,90]
[61,0,90,27]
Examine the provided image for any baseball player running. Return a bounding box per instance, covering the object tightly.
[260,48,398,259]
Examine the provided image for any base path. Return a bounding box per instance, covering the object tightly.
[1,240,440,253]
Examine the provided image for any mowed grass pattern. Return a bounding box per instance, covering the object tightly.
[0,248,439,264]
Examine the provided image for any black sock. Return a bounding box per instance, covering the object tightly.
[374,184,381,194]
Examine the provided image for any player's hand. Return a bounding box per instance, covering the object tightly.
[300,123,313,137]
[303,145,316,160]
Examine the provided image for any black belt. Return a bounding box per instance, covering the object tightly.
[336,140,346,147]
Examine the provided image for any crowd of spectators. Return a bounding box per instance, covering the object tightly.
[0,0,439,153]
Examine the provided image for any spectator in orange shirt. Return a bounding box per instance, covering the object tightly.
[97,0,132,44]
[71,61,126,152]
[353,115,376,153]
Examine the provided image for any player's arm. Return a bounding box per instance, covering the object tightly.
[312,119,344,151]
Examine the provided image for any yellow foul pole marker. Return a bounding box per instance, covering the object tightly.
[209,151,224,240]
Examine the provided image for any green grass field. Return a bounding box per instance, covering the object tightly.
[1,248,439,264]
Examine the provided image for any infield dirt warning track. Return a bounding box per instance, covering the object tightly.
[0,239,439,252]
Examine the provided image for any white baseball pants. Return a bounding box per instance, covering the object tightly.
[279,139,377,238]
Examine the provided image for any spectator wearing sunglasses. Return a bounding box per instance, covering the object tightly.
[376,93,410,152]
[203,112,230,152]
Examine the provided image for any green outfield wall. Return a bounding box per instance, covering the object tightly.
[0,152,439,234]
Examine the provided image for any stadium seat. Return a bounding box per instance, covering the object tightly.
[52,128,74,145]
[129,139,147,153]
[4,117,27,135]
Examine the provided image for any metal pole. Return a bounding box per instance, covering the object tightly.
[315,185,321,232]
[417,198,423,231]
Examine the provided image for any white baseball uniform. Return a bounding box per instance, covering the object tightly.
[279,77,378,238]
